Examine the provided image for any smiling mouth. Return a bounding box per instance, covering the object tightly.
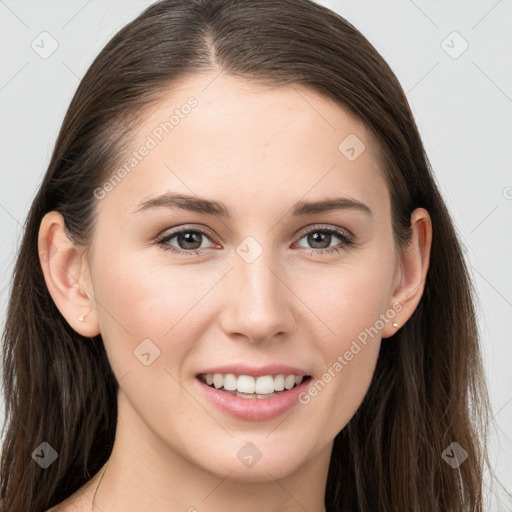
[197,373,311,399]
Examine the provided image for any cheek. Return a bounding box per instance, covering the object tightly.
[90,248,223,375]
[294,260,392,429]
[305,341,380,436]
[304,256,393,343]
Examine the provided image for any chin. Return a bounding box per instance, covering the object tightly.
[191,438,311,482]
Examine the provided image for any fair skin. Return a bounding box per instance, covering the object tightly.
[40,72,432,512]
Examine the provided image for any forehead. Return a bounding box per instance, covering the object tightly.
[96,72,388,220]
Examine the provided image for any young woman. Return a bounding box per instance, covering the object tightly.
[0,1,493,511]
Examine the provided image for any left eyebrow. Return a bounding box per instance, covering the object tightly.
[131,193,373,218]
[290,197,373,217]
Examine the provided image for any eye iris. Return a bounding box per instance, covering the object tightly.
[178,231,202,250]
[308,231,331,249]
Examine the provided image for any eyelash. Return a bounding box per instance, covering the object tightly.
[155,224,354,257]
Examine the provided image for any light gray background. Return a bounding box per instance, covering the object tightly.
[1,0,511,508]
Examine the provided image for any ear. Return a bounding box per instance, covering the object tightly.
[382,207,432,338]
[38,211,100,337]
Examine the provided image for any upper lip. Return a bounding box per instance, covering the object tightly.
[197,364,310,378]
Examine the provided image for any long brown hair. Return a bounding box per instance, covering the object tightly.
[1,1,495,510]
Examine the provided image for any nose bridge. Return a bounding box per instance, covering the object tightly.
[221,235,293,341]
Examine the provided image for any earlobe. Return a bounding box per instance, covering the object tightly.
[382,208,432,339]
[38,211,100,337]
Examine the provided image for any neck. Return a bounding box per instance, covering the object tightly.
[86,391,331,512]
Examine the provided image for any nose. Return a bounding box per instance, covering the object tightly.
[219,245,296,344]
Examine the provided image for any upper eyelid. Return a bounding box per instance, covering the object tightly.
[159,225,217,244]
[300,224,352,237]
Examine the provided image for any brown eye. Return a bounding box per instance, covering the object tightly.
[306,231,333,249]
[295,226,354,255]
[174,231,203,250]
[156,228,215,255]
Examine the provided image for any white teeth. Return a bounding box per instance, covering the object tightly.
[274,374,285,391]
[237,375,255,393]
[284,375,296,390]
[213,373,223,389]
[255,375,274,394]
[223,373,237,391]
[202,373,306,395]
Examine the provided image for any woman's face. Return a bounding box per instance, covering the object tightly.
[85,73,404,480]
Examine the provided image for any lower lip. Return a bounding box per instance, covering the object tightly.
[195,377,311,421]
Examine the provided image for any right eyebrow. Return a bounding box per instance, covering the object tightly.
[131,193,231,217]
